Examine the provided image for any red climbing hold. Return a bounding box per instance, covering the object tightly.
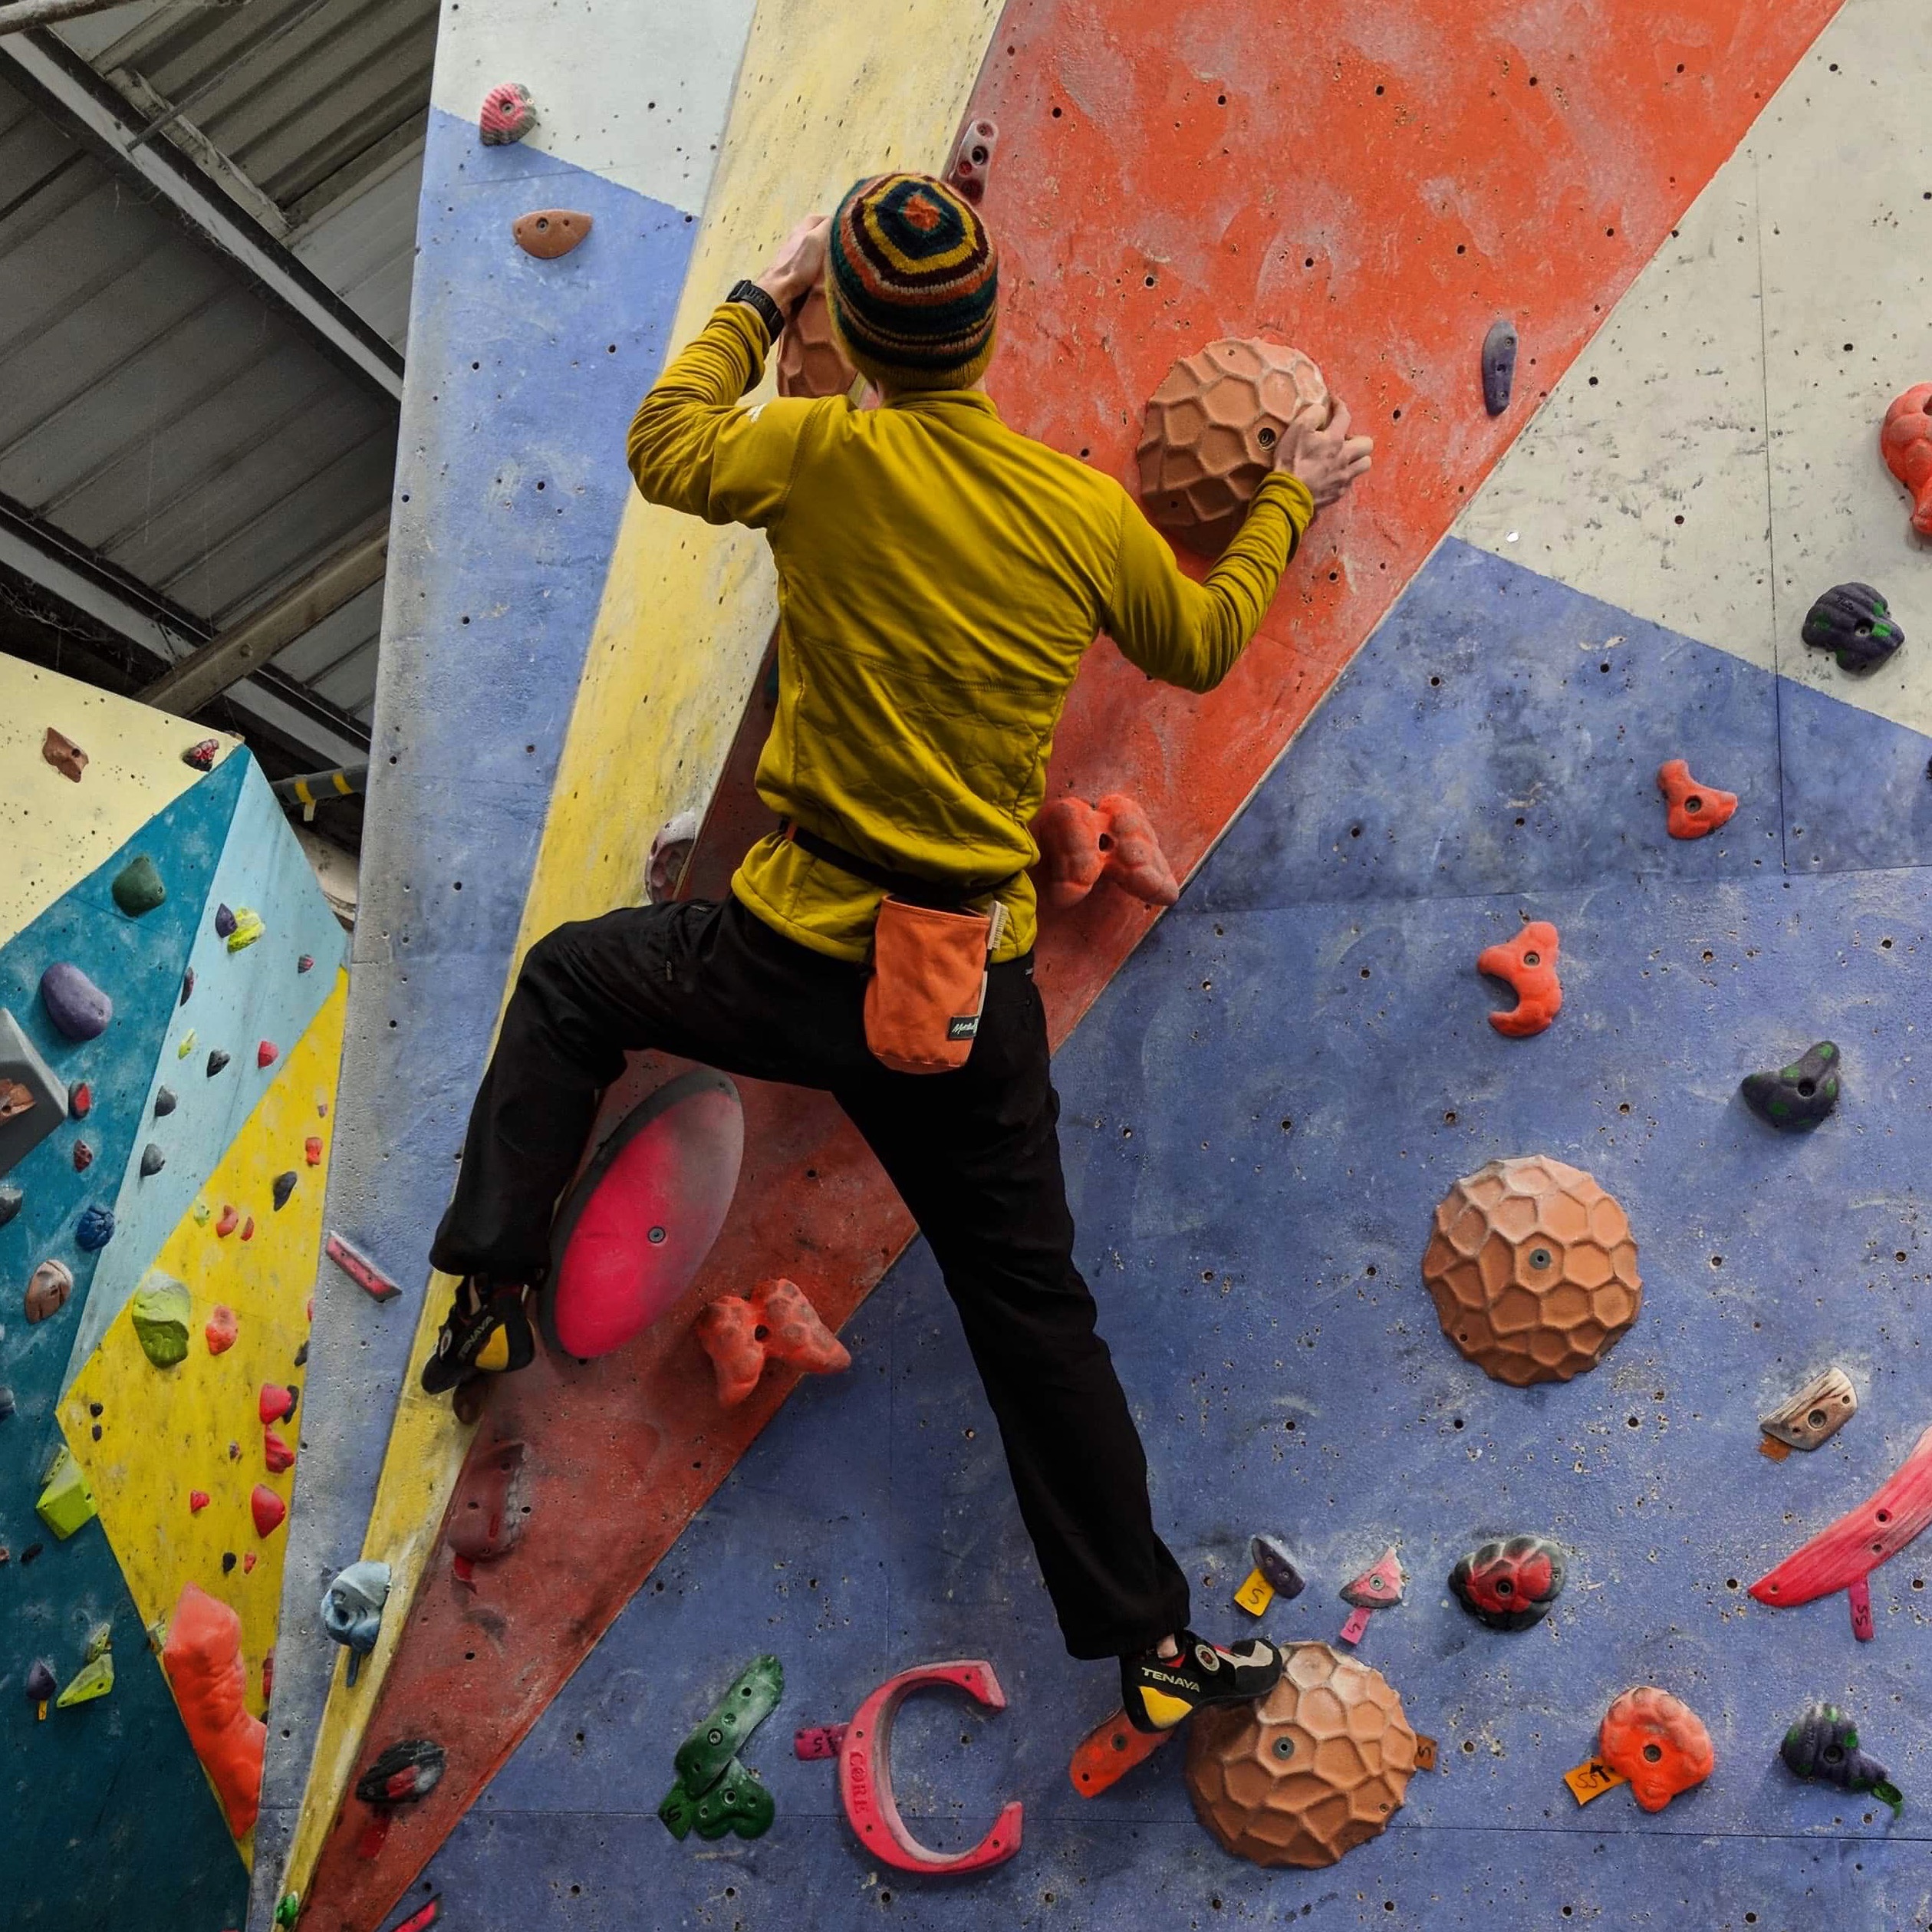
[1032,794,1180,911]
[946,118,999,203]
[1477,920,1562,1038]
[694,1277,851,1407]
[1070,1706,1174,1797]
[263,1427,295,1475]
[243,1552,257,1574]
[240,1217,255,1242]
[325,1229,399,1302]
[41,726,87,782]
[1881,383,1932,537]
[1656,761,1738,841]
[249,1486,286,1539]
[160,1583,266,1837]
[512,209,593,259]
[182,739,219,771]
[305,1137,323,1167]
[216,1206,239,1238]
[69,1081,90,1118]
[258,1041,278,1069]
[479,80,535,145]
[206,1305,238,1354]
[259,1384,295,1425]
[446,1439,528,1583]
[189,1490,210,1513]
[262,1650,274,1703]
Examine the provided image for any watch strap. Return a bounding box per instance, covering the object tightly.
[726,278,785,344]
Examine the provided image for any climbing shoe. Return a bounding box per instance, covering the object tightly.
[420,1277,535,1396]
[1121,1631,1285,1733]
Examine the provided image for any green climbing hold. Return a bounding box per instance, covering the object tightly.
[275,1894,301,1927]
[36,1445,97,1539]
[674,1654,785,1795]
[55,1649,113,1708]
[110,854,166,917]
[131,1271,193,1368]
[659,1757,774,1841]
[657,1779,699,1841]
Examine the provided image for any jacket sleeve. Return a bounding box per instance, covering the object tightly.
[625,302,810,530]
[1100,470,1315,693]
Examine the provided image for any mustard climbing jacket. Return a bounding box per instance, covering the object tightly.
[626,303,1315,963]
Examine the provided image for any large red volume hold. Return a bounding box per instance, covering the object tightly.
[1750,1421,1932,1610]
[1881,384,1932,537]
[161,1583,266,1838]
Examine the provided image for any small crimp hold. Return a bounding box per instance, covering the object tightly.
[479,81,536,145]
[1481,318,1517,415]
[1656,760,1737,839]
[1741,1040,1840,1131]
[41,726,87,781]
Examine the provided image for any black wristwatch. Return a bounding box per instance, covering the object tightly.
[726,278,785,345]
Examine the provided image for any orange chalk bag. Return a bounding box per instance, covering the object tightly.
[782,823,1012,1076]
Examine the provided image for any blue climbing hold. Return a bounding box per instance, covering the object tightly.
[74,1204,114,1251]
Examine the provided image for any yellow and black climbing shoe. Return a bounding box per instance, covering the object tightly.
[421,1277,535,1396]
[1121,1631,1284,1734]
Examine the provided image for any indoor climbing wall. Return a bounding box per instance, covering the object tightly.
[0,658,348,1929]
[268,0,1932,1924]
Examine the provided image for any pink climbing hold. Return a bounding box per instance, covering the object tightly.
[479,80,536,146]
[262,1427,295,1475]
[259,1384,295,1425]
[694,1277,851,1407]
[182,739,219,771]
[206,1306,238,1354]
[305,1137,324,1167]
[325,1229,399,1302]
[189,1490,210,1513]
[216,1206,239,1239]
[257,1041,278,1069]
[249,1486,285,1539]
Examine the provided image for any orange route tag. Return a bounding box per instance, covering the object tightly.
[1414,1734,1437,1771]
[1758,1433,1792,1461]
[1233,1568,1275,1616]
[1564,1756,1628,1805]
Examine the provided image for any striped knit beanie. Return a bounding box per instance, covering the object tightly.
[825,173,998,391]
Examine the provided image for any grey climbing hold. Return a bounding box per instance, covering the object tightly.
[206,1049,230,1078]
[154,1087,176,1117]
[140,1144,165,1177]
[25,1659,55,1704]
[272,1171,298,1211]
[1481,319,1518,416]
[110,855,166,917]
[1250,1533,1306,1600]
[1742,1041,1840,1131]
[0,1184,19,1227]
[214,904,236,939]
[74,1204,114,1251]
[0,1385,15,1420]
[321,1559,392,1686]
[1,1007,66,1179]
[39,963,111,1041]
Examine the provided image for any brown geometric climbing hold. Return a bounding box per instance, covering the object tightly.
[216,1206,239,1238]
[1656,761,1738,841]
[305,1137,323,1167]
[259,1384,295,1425]
[1759,1364,1858,1453]
[162,1582,267,1836]
[25,1258,72,1322]
[694,1277,851,1407]
[775,285,857,400]
[1032,795,1180,911]
[258,1041,278,1069]
[1185,1641,1417,1868]
[1476,920,1562,1038]
[41,727,87,782]
[946,117,999,203]
[250,1485,286,1538]
[1598,1687,1713,1812]
[1137,340,1331,556]
[0,1083,31,1121]
[1421,1156,1641,1387]
[206,1305,237,1354]
[479,80,536,146]
[1881,383,1932,538]
[183,739,219,771]
[262,1427,295,1475]
[512,209,592,259]
[446,1439,529,1582]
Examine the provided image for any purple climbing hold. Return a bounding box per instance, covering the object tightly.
[214,904,236,940]
[25,1659,55,1703]
[154,1087,176,1117]
[74,1204,114,1251]
[39,964,111,1041]
[0,1184,20,1227]
[180,966,194,1007]
[272,1171,298,1212]
[206,1049,230,1078]
[140,1144,166,1178]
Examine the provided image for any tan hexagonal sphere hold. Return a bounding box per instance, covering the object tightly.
[1422,1155,1641,1386]
[775,286,857,400]
[1186,1641,1417,1868]
[1136,338,1331,556]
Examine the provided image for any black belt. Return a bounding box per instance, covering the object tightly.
[780,820,1019,913]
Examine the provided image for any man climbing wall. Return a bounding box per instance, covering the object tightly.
[420,173,1372,1730]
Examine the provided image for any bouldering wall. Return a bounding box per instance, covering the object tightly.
[0,657,347,1927]
[267,0,1893,1926]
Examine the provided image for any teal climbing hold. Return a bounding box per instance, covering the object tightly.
[109,855,166,917]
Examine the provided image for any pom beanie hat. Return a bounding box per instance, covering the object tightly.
[825,172,998,392]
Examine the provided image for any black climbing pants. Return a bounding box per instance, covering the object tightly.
[430,894,1190,1660]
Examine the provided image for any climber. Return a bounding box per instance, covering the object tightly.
[422,172,1372,1733]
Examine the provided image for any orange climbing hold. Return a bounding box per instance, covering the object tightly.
[1598,1687,1713,1812]
[512,209,593,259]
[1477,920,1562,1038]
[305,1136,323,1166]
[1656,761,1737,841]
[694,1277,851,1407]
[1032,795,1180,912]
[250,1485,287,1539]
[263,1427,295,1475]
[1881,383,1932,538]
[161,1583,266,1838]
[206,1306,237,1354]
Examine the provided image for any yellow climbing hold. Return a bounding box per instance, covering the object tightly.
[36,1445,97,1539]
[193,1202,210,1226]
[226,907,265,953]
[56,1648,114,1707]
[178,1028,198,1060]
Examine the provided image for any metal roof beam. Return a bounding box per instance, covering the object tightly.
[0,29,403,402]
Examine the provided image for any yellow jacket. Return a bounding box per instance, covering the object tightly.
[627,304,1315,962]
